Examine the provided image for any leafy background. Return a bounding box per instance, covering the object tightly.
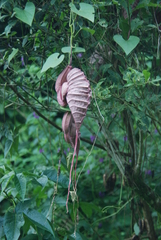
[0,0,161,239]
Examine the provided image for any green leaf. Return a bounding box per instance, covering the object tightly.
[142,69,150,81]
[11,126,21,153]
[119,18,130,40]
[69,3,95,23]
[36,175,48,187]
[80,202,92,218]
[1,171,15,192]
[75,47,85,52]
[82,27,95,35]
[99,63,112,74]
[4,210,24,240]
[4,20,17,36]
[11,135,19,154]
[151,77,161,83]
[51,0,56,5]
[4,128,13,141]
[43,169,68,188]
[14,2,35,26]
[23,209,55,237]
[136,2,161,9]
[74,47,86,52]
[70,232,87,240]
[119,0,133,18]
[0,165,5,174]
[0,216,4,239]
[16,200,33,214]
[55,196,66,207]
[0,127,4,140]
[8,48,18,64]
[0,1,7,9]
[41,53,64,73]
[22,36,28,47]
[131,18,144,32]
[98,19,108,28]
[134,223,140,235]
[147,24,157,29]
[22,234,38,240]
[4,139,13,158]
[113,35,140,55]
[15,173,26,201]
[61,46,85,54]
[80,202,99,218]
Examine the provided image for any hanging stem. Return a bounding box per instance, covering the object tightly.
[74,130,79,190]
[74,153,78,190]
[66,128,78,213]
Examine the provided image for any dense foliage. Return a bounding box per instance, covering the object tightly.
[0,0,161,239]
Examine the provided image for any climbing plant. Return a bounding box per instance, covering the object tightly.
[0,0,161,239]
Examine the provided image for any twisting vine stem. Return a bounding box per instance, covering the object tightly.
[69,0,75,65]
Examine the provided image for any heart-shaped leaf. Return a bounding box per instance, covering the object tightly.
[113,35,140,55]
[41,53,64,73]
[14,2,35,26]
[69,3,95,23]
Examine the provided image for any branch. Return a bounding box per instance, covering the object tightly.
[142,201,157,240]
[123,110,137,167]
[135,130,143,175]
[0,73,62,131]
